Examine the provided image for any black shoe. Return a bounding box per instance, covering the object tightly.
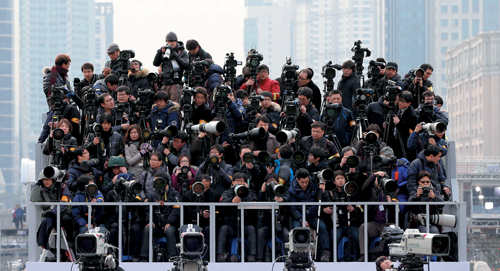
[217,254,227,262]
[358,254,365,262]
[320,251,331,262]
[247,255,256,262]
[229,254,239,262]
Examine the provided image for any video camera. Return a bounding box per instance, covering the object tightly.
[282,99,300,129]
[389,228,450,258]
[351,40,371,64]
[281,57,299,86]
[75,228,118,271]
[170,224,209,271]
[213,84,232,118]
[323,102,341,119]
[321,61,342,93]
[187,60,206,87]
[367,60,385,79]
[353,88,375,107]
[179,87,197,126]
[284,227,315,271]
[246,49,264,77]
[223,52,242,87]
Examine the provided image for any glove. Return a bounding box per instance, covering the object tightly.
[143,143,153,152]
[170,49,179,59]
[41,209,55,218]
[66,92,75,98]
[224,96,232,105]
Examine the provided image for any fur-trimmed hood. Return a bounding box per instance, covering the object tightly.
[128,68,150,79]
[42,66,51,75]
[168,101,180,114]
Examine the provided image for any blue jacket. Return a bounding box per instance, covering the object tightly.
[205,64,224,109]
[392,158,411,214]
[211,99,245,134]
[67,160,103,195]
[407,151,448,195]
[287,178,320,223]
[72,190,105,227]
[148,101,180,147]
[320,105,354,147]
[407,132,448,157]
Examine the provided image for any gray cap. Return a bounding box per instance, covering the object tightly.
[386,62,398,71]
[107,43,120,54]
[166,32,178,42]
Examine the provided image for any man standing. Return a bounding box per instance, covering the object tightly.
[127,59,152,98]
[378,62,404,94]
[153,32,190,102]
[186,39,212,62]
[80,63,102,88]
[404,63,434,108]
[295,68,321,110]
[103,43,127,77]
[295,87,320,137]
[320,90,354,147]
[387,91,418,161]
[43,54,72,97]
[338,60,360,114]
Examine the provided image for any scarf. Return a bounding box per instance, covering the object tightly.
[48,65,68,96]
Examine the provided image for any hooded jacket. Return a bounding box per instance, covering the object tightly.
[67,160,103,194]
[72,190,105,227]
[139,163,169,200]
[30,178,71,216]
[153,42,190,85]
[42,67,73,97]
[127,68,153,97]
[204,63,224,109]
[287,178,320,223]
[407,150,448,195]
[338,72,360,112]
[148,101,180,132]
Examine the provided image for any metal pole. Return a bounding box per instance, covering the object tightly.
[210,204,216,263]
[118,205,122,263]
[241,205,245,263]
[149,203,153,262]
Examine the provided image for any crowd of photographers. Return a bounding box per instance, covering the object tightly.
[32,35,453,263]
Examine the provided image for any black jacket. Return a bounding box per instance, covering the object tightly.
[81,74,103,88]
[320,105,354,147]
[366,97,387,131]
[322,187,362,228]
[153,42,190,85]
[404,76,433,108]
[38,102,81,144]
[182,187,219,228]
[220,186,258,227]
[192,102,213,125]
[145,187,181,228]
[388,105,418,160]
[296,103,320,137]
[338,73,360,113]
[299,136,338,157]
[127,68,153,97]
[294,80,322,111]
[84,130,125,167]
[232,161,264,190]
[195,160,234,197]
[188,46,212,62]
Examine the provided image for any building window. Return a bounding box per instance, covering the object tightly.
[441,6,448,13]
[452,5,458,12]
[462,0,469,12]
[462,19,469,39]
[472,19,479,36]
[441,47,448,53]
[452,19,459,26]
[452,33,459,40]
[441,19,448,27]
[472,0,479,12]
[441,33,448,40]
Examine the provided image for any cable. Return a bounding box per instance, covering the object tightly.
[271,255,287,271]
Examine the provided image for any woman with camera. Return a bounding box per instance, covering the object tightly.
[170,155,198,195]
[408,170,444,233]
[124,124,153,177]
[43,118,78,169]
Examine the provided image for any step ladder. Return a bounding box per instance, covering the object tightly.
[39,228,75,262]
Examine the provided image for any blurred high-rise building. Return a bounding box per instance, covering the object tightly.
[19,0,96,160]
[0,0,18,193]
[95,2,114,74]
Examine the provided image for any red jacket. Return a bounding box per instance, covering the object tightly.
[240,77,281,101]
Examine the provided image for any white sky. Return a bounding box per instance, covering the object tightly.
[112,0,245,73]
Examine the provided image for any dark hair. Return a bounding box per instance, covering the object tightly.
[154,171,170,186]
[333,170,345,179]
[77,174,94,192]
[211,144,224,156]
[297,87,312,100]
[330,89,342,97]
[311,121,325,131]
[435,95,443,106]
[174,131,189,143]
[300,69,313,80]
[73,147,86,157]
[424,145,442,157]
[104,74,119,86]
[279,144,293,159]
[420,63,434,72]
[255,115,270,125]
[375,256,389,271]
[154,91,169,102]
[295,168,310,180]
[196,174,211,183]
[81,63,94,72]
[177,155,191,166]
[55,54,71,66]
[264,173,279,183]
[123,124,143,145]
[309,146,325,161]
[57,118,73,132]
[235,89,248,100]
[116,86,130,94]
[260,91,272,99]
[186,39,200,51]
[376,57,386,64]
[367,124,382,136]
[151,151,164,162]
[257,64,269,73]
[399,90,413,103]
[195,86,208,100]
[99,112,113,124]
[233,172,246,182]
[342,60,356,71]
[418,170,432,181]
[422,90,435,99]
[239,144,252,155]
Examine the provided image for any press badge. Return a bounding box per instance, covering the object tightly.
[379,205,384,211]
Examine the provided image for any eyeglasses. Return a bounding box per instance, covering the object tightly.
[130,63,139,66]
[298,77,308,81]
[420,181,431,184]
[173,140,183,144]
[104,98,114,103]
[150,158,160,162]
[107,51,117,56]
[299,98,308,102]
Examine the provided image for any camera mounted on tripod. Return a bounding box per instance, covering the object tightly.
[223,52,242,87]
[281,57,299,87]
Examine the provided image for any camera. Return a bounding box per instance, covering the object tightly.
[353,88,375,106]
[75,228,118,271]
[378,176,398,194]
[364,130,378,145]
[153,177,168,192]
[118,50,135,61]
[115,177,142,200]
[412,214,457,228]
[346,155,360,168]
[43,166,67,181]
[266,181,287,197]
[421,121,446,134]
[246,49,264,74]
[421,185,432,196]
[187,121,226,134]
[322,61,341,80]
[170,224,209,271]
[85,183,99,197]
[367,60,385,80]
[80,158,99,173]
[351,40,371,67]
[223,52,242,86]
[276,128,299,144]
[143,125,178,142]
[281,57,299,85]
[229,127,266,142]
[234,185,249,198]
[284,227,315,271]
[323,102,341,118]
[373,155,398,168]
[317,168,335,191]
[206,154,219,166]
[389,228,450,258]
[191,182,206,196]
[187,60,206,87]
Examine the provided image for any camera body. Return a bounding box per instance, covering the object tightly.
[246,49,264,77]
[281,57,299,86]
[223,52,242,86]
[351,40,371,63]
[354,88,375,107]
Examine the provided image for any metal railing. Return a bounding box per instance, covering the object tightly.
[28,200,467,263]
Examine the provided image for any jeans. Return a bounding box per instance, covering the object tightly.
[217,224,256,256]
[140,225,178,261]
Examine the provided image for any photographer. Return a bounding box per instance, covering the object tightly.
[84,113,125,170]
[232,145,264,190]
[355,124,387,162]
[123,60,148,97]
[38,97,80,144]
[203,59,224,108]
[299,121,338,157]
[408,170,444,233]
[255,91,280,135]
[102,43,127,77]
[407,145,450,198]
[378,62,404,95]
[43,54,72,97]
[186,39,212,62]
[104,173,144,262]
[357,171,397,262]
[195,144,234,197]
[192,87,213,125]
[256,173,290,262]
[124,125,151,177]
[80,63,102,88]
[116,86,138,126]
[211,89,246,134]
[306,146,332,181]
[248,116,280,160]
[31,169,73,250]
[366,95,389,131]
[93,74,119,98]
[268,144,295,187]
[153,32,189,102]
[139,151,169,201]
[67,147,103,196]
[407,120,448,159]
[140,171,181,262]
[158,131,191,173]
[287,168,331,262]
[43,119,78,169]
[293,68,321,110]
[416,90,449,125]
[295,87,320,137]
[240,64,280,100]
[320,90,354,147]
[217,172,258,262]
[148,91,180,147]
[72,174,106,234]
[101,156,132,197]
[170,155,198,195]
[181,174,219,260]
[403,63,434,109]
[338,60,361,113]
[386,91,418,161]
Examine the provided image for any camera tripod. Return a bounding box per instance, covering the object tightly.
[383,110,407,159]
[351,104,370,147]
